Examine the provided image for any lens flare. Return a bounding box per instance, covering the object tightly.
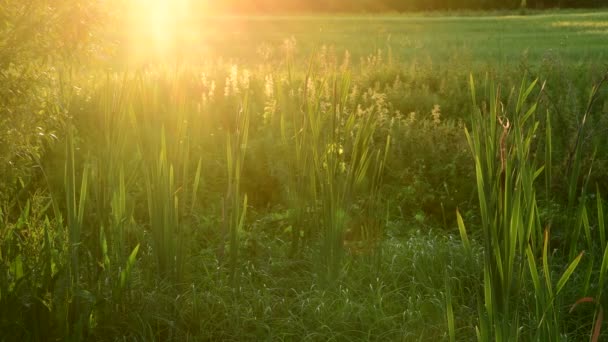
[126,0,193,63]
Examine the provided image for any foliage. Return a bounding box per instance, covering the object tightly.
[0,0,104,208]
[201,0,605,12]
[2,5,608,341]
[457,75,608,341]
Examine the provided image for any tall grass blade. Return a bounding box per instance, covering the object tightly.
[555,251,583,295]
[542,229,553,298]
[456,209,471,255]
[120,244,140,289]
[599,245,608,298]
[445,274,456,342]
[597,185,605,252]
[545,110,552,198]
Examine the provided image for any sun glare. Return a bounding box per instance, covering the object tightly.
[127,0,194,63]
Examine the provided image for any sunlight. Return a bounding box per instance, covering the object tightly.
[552,20,608,28]
[126,0,194,63]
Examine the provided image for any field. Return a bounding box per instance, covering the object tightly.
[2,6,608,341]
[120,11,608,65]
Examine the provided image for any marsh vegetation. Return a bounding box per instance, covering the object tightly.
[1,2,608,340]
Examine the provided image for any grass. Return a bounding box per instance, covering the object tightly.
[460,76,588,341]
[118,10,608,66]
[2,8,608,341]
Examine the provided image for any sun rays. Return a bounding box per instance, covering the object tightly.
[126,0,195,63]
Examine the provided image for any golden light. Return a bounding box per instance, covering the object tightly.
[126,0,194,63]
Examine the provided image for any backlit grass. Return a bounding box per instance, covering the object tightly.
[2,7,608,341]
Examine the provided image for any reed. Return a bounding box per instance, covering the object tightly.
[459,76,584,340]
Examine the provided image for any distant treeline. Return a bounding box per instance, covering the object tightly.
[202,0,605,13]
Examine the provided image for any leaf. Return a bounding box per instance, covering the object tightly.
[120,244,140,289]
[127,244,139,269]
[469,74,476,106]
[77,164,89,226]
[570,297,596,313]
[581,205,592,249]
[592,307,604,342]
[598,185,605,251]
[11,255,24,281]
[533,166,544,181]
[523,78,539,102]
[191,158,202,214]
[238,195,248,234]
[445,274,456,342]
[456,209,471,255]
[545,110,552,196]
[556,251,583,296]
[521,102,538,125]
[100,226,110,270]
[599,244,608,296]
[542,229,553,297]
[525,246,541,297]
[569,297,604,342]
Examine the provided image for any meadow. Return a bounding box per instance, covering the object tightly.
[120,11,608,65]
[2,7,608,341]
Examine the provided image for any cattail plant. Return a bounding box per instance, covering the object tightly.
[128,67,203,283]
[276,61,389,283]
[458,76,583,341]
[222,92,250,284]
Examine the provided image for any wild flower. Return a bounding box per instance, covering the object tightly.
[356,104,364,117]
[340,50,351,72]
[201,72,208,87]
[408,112,417,125]
[323,142,345,170]
[392,75,402,89]
[262,101,276,125]
[256,43,273,62]
[306,78,316,98]
[364,49,383,67]
[208,80,216,99]
[372,92,389,116]
[264,74,274,98]
[262,74,276,124]
[225,64,239,97]
[348,84,359,107]
[240,69,250,91]
[224,80,231,97]
[431,104,441,124]
[283,36,297,60]
[318,45,328,69]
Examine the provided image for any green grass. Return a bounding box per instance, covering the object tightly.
[2,8,608,341]
[117,10,608,66]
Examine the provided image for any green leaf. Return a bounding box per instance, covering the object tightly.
[445,274,456,342]
[11,255,24,281]
[526,246,541,296]
[545,110,552,197]
[542,229,553,297]
[238,195,248,234]
[191,158,202,215]
[533,166,544,181]
[77,164,89,226]
[456,209,471,255]
[599,244,608,297]
[120,244,140,289]
[556,251,583,295]
[581,205,592,249]
[469,74,476,106]
[597,185,605,251]
[521,102,538,125]
[100,226,110,270]
[523,78,539,103]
